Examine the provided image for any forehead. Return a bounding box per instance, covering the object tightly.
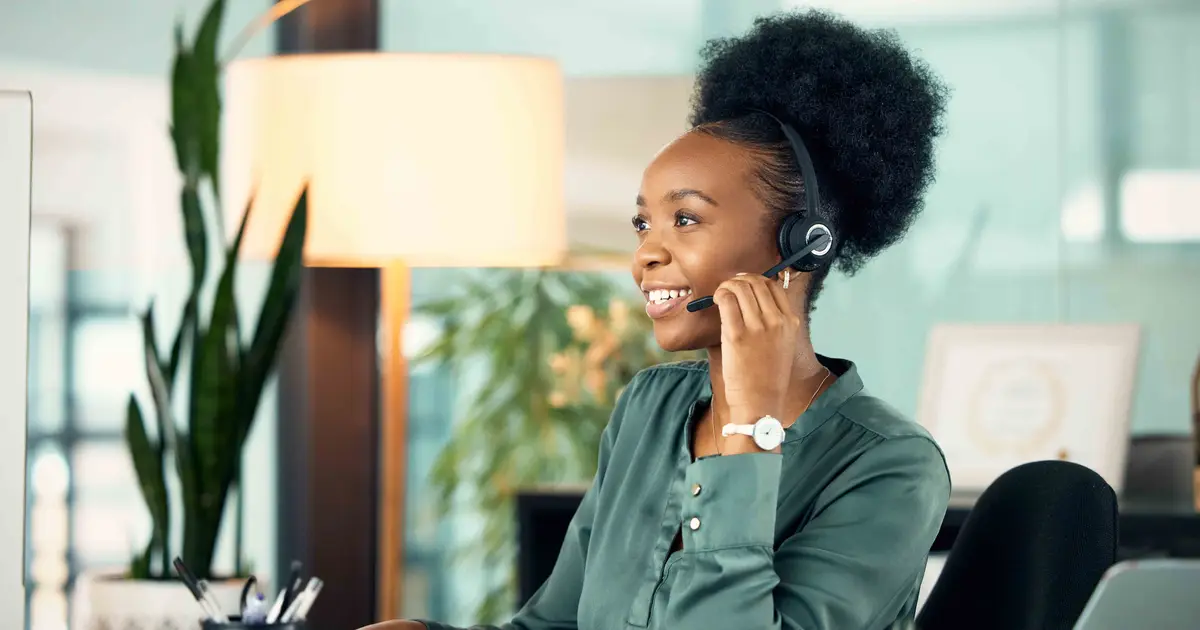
[640,130,759,207]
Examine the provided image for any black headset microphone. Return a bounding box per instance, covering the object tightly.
[685,112,837,313]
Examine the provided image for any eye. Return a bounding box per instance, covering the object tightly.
[631,215,649,232]
[674,211,700,228]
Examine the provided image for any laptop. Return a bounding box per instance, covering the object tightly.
[1073,559,1200,630]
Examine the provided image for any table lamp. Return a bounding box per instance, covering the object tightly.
[222,49,564,624]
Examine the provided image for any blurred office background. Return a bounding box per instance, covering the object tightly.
[3,0,1198,628]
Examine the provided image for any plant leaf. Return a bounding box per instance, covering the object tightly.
[191,0,225,195]
[145,315,198,562]
[167,294,196,386]
[169,26,194,180]
[181,185,208,292]
[129,542,152,580]
[190,189,252,508]
[240,186,307,439]
[124,396,169,577]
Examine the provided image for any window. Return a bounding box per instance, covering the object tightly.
[25,223,138,630]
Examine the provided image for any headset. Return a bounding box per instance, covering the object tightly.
[686,111,838,312]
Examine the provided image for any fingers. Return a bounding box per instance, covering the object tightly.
[716,273,800,334]
[712,281,745,335]
[724,274,764,329]
[746,277,784,327]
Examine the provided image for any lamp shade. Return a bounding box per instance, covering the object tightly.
[222,53,566,267]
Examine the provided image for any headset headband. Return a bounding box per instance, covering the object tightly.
[752,110,822,222]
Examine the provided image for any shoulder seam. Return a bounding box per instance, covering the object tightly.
[836,411,941,446]
[845,427,951,487]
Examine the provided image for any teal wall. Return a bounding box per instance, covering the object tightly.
[0,0,273,73]
[380,0,782,75]
[815,10,1200,436]
[393,2,1200,437]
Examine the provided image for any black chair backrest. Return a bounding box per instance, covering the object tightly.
[917,460,1118,630]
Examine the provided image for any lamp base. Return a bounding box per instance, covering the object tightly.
[1194,466,1200,513]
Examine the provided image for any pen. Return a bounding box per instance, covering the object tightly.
[265,587,289,624]
[268,560,303,623]
[172,557,228,622]
[196,580,230,623]
[293,578,323,621]
[280,561,303,611]
[281,577,324,623]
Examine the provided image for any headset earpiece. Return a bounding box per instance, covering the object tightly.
[777,216,836,273]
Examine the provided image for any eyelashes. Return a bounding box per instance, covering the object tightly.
[632,211,701,233]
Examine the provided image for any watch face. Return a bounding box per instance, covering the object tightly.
[753,417,785,450]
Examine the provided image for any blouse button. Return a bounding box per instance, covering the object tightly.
[689,517,701,531]
[691,483,702,497]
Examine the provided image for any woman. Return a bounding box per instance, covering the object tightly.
[370,9,950,630]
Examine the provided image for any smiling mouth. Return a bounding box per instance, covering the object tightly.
[643,287,694,319]
[645,288,694,304]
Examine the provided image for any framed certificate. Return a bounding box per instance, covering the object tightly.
[917,323,1141,494]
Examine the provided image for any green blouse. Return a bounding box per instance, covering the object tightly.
[420,357,950,630]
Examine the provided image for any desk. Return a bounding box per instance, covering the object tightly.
[516,490,1200,605]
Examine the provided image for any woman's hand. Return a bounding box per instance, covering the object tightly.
[712,273,801,447]
[357,621,426,630]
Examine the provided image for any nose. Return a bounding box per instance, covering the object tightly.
[634,232,671,271]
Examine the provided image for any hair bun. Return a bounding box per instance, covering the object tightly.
[690,9,950,274]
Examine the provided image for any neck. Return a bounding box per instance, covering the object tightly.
[706,334,828,427]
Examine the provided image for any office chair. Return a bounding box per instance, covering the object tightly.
[917,461,1118,630]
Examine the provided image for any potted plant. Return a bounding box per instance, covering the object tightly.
[415,269,699,622]
[81,1,308,628]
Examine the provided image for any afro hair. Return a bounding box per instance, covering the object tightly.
[690,9,950,278]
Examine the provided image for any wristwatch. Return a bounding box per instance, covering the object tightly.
[721,416,786,451]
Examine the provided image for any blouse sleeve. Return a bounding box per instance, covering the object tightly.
[659,436,950,629]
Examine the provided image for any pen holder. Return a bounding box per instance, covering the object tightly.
[202,618,305,630]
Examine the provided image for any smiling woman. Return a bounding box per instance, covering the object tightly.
[366,8,951,630]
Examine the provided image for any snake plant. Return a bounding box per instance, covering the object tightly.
[123,0,308,580]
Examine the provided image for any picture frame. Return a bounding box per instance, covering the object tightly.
[917,323,1141,494]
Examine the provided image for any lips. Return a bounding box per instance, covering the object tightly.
[643,287,693,319]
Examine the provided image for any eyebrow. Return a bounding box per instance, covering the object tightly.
[635,188,720,208]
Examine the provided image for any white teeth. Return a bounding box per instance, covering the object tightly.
[646,288,692,304]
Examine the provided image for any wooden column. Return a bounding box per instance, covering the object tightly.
[275,3,384,629]
[276,268,380,630]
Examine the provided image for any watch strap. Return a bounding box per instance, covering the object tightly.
[721,423,754,438]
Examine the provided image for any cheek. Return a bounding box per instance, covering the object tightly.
[676,238,777,292]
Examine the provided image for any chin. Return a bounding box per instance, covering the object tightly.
[651,320,714,353]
